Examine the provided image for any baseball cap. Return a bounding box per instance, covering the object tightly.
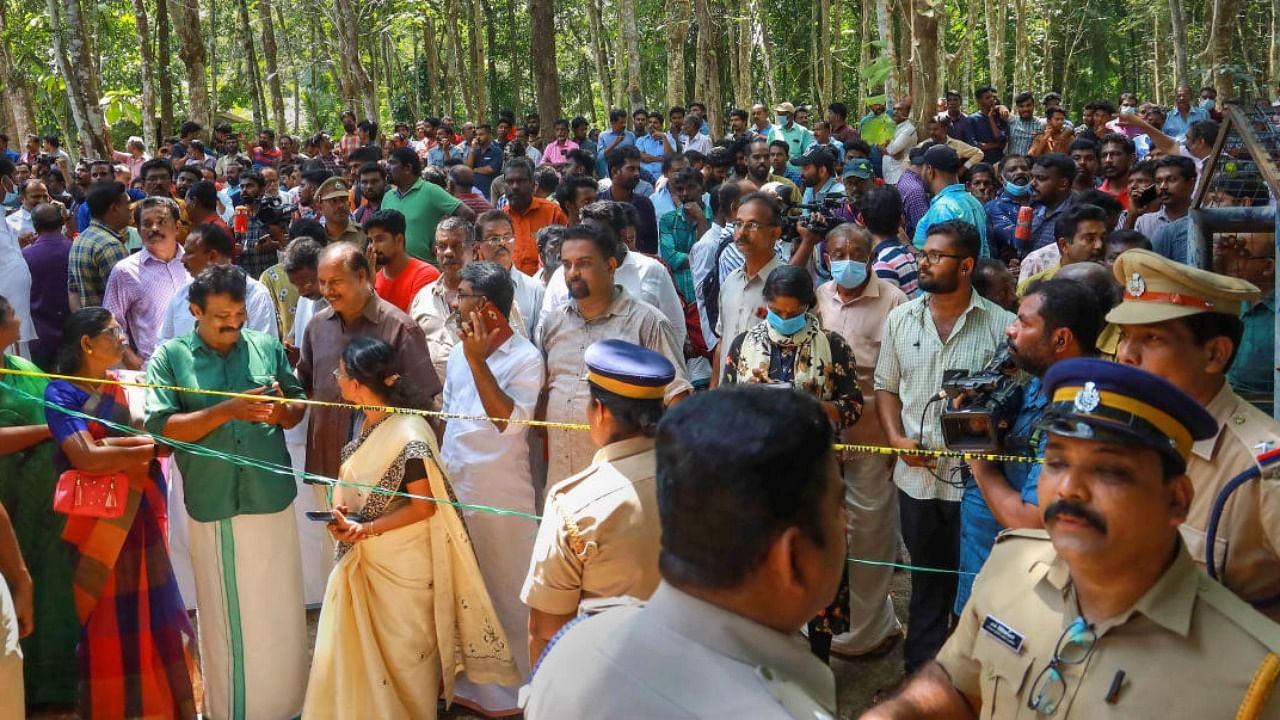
[842,158,874,180]
[921,144,961,173]
[774,102,796,115]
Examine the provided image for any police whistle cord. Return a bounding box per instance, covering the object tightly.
[0,367,1042,464]
[4,379,981,578]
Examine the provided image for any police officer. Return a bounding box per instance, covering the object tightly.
[523,386,842,719]
[520,339,674,665]
[865,358,1280,719]
[1108,249,1280,621]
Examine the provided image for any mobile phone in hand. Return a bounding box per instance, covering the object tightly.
[305,510,366,523]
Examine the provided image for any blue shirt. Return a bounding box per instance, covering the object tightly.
[1152,216,1193,264]
[426,144,465,167]
[468,142,505,197]
[1161,106,1210,141]
[635,133,675,178]
[956,377,1045,612]
[913,184,990,257]
[595,129,637,177]
[967,110,1009,163]
[801,178,844,214]
[1229,296,1276,416]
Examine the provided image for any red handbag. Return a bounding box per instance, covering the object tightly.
[53,470,128,518]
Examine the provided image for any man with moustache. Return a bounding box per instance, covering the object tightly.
[476,209,543,337]
[104,197,190,369]
[145,263,309,720]
[1097,133,1135,209]
[1016,204,1110,293]
[957,279,1102,615]
[865,358,1280,719]
[367,209,440,312]
[408,217,476,382]
[160,223,278,342]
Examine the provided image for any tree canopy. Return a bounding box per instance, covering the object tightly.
[0,0,1275,153]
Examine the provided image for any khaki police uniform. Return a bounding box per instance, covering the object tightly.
[521,582,837,719]
[1108,249,1280,621]
[937,529,1280,719]
[520,436,663,616]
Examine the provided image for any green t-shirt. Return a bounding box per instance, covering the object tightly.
[144,328,305,522]
[379,177,463,266]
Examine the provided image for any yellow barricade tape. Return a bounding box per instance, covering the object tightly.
[0,367,1041,464]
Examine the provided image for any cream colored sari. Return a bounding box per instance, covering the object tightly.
[302,413,520,720]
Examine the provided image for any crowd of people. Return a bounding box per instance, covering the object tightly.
[0,81,1279,718]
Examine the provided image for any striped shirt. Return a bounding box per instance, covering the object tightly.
[872,238,921,298]
[874,290,1014,501]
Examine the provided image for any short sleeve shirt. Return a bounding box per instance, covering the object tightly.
[379,178,462,266]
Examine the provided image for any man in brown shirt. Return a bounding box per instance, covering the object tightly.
[815,224,909,658]
[297,243,442,481]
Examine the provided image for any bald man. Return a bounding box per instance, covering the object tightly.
[448,164,493,214]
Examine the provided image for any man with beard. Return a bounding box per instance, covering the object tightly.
[1017,204,1110,293]
[956,278,1102,614]
[912,145,989,256]
[408,216,476,381]
[145,263,309,720]
[1097,133,1135,209]
[337,111,360,159]
[352,161,386,226]
[749,139,803,203]
[503,158,568,276]
[1069,138,1101,193]
[865,359,1280,720]
[105,197,190,369]
[795,146,844,211]
[599,145,659,254]
[233,170,283,279]
[366,209,441,313]
[160,223,277,342]
[1134,155,1196,258]
[537,224,690,485]
[874,219,1014,676]
[1019,153,1077,254]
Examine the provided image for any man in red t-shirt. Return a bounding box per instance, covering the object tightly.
[367,208,441,311]
[1098,133,1134,210]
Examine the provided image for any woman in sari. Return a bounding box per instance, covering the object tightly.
[723,264,863,662]
[0,295,79,711]
[43,307,196,719]
[304,336,519,720]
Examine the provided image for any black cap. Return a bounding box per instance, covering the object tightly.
[922,144,961,173]
[789,145,837,169]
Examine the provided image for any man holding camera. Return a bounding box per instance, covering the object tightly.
[233,170,282,279]
[958,278,1104,614]
[874,219,1014,677]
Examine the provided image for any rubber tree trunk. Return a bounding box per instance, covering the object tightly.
[693,0,722,137]
[48,0,109,158]
[908,0,940,126]
[260,0,287,134]
[586,0,613,110]
[875,0,899,103]
[530,0,562,145]
[1169,0,1190,90]
[0,0,35,141]
[619,0,644,113]
[130,0,157,150]
[171,0,210,129]
[666,0,692,111]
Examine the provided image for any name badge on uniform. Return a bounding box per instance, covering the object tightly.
[981,614,1025,654]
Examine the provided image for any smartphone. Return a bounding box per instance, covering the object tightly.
[304,510,366,523]
[1136,186,1158,207]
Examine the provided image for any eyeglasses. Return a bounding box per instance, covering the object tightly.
[482,234,516,245]
[920,250,963,264]
[737,220,777,234]
[1026,617,1097,715]
[455,292,487,301]
[95,326,126,340]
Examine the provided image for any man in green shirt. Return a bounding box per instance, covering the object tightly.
[379,146,475,266]
[144,263,309,720]
[768,101,815,161]
[859,100,897,147]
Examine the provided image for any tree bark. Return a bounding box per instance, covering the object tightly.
[259,0,287,134]
[48,0,109,158]
[831,0,844,102]
[757,14,777,102]
[908,0,940,126]
[858,0,872,115]
[129,0,157,150]
[530,0,561,144]
[619,0,644,112]
[1272,0,1280,92]
[1169,0,1190,90]
[273,0,300,130]
[666,0,692,110]
[423,16,442,116]
[234,0,266,127]
[876,0,899,103]
[984,0,1006,95]
[331,0,378,123]
[155,0,174,139]
[1205,0,1239,97]
[736,0,753,107]
[445,0,472,119]
[585,0,614,110]
[171,0,210,129]
[468,0,488,120]
[693,0,722,136]
[480,0,498,119]
[1013,0,1030,92]
[0,0,35,141]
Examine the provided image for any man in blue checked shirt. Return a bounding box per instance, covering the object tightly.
[912,145,989,257]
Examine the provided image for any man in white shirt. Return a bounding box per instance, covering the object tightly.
[0,204,34,357]
[475,210,544,337]
[441,260,545,715]
[160,224,278,342]
[539,201,687,350]
[881,100,918,185]
[5,179,48,243]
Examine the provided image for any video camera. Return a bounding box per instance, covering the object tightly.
[255,195,295,227]
[782,195,845,239]
[940,343,1024,453]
